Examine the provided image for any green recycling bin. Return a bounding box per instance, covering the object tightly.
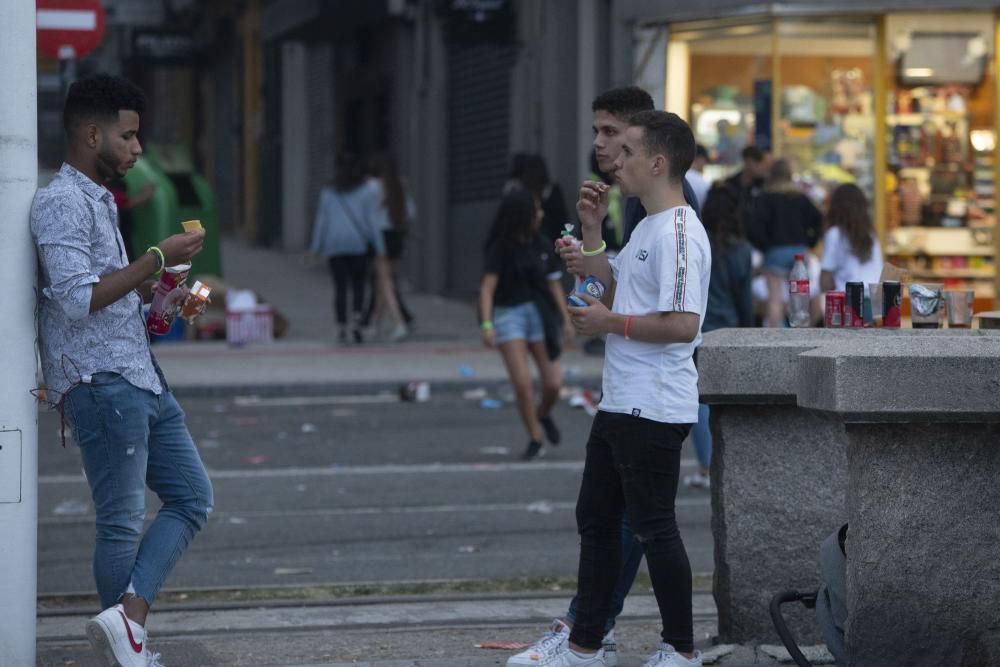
[124,143,222,279]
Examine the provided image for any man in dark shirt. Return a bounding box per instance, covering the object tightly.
[723,145,770,232]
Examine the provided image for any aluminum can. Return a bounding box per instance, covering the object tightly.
[146,263,191,335]
[825,291,846,328]
[882,281,902,328]
[845,282,865,328]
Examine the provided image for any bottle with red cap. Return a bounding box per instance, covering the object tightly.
[788,253,811,328]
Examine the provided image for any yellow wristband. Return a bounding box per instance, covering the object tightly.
[581,241,607,257]
[480,320,494,331]
[146,246,165,274]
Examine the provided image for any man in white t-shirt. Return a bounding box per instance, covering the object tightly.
[544,111,710,667]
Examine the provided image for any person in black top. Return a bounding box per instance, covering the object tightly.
[479,189,573,461]
[523,154,571,248]
[685,183,754,491]
[723,145,770,235]
[747,158,822,327]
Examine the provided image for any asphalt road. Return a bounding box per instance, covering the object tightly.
[37,388,712,598]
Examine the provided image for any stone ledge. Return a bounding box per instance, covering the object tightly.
[698,328,997,405]
[798,336,1000,420]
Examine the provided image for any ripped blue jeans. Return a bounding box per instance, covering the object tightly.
[64,373,214,609]
[567,411,694,654]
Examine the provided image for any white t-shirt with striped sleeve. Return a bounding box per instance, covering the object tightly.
[600,206,710,424]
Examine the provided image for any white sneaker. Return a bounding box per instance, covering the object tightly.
[683,471,710,489]
[85,604,154,667]
[602,629,618,667]
[522,645,605,666]
[388,322,409,342]
[643,643,702,667]
[508,619,571,666]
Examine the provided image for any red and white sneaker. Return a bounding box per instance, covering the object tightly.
[85,603,155,667]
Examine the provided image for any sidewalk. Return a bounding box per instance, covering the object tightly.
[36,591,818,666]
[152,237,605,395]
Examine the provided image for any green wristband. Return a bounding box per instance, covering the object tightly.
[480,320,494,331]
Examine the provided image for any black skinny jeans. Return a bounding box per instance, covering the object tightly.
[328,255,370,326]
[569,411,694,653]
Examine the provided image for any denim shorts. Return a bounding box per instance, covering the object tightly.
[764,244,809,275]
[494,301,545,344]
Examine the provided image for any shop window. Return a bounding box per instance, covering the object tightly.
[668,19,773,182]
[885,13,996,305]
[776,20,877,207]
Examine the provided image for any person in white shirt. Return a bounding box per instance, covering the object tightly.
[819,183,883,295]
[684,144,710,210]
[534,111,709,667]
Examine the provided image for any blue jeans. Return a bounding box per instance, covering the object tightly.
[64,373,214,609]
[691,403,712,468]
[566,514,645,634]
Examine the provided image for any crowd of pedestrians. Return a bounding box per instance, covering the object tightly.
[310,152,415,344]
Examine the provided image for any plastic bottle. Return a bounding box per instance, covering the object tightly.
[788,254,811,328]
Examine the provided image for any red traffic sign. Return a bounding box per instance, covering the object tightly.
[37,0,106,61]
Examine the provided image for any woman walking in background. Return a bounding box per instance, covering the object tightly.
[820,183,883,293]
[686,184,754,489]
[311,152,402,344]
[363,153,416,338]
[749,159,822,327]
[479,189,573,461]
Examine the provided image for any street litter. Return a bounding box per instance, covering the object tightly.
[568,388,599,416]
[458,545,481,553]
[527,500,555,514]
[480,446,510,456]
[295,484,307,492]
[458,366,476,378]
[399,381,431,402]
[53,499,89,516]
[301,423,317,433]
[228,517,247,525]
[273,567,313,576]
[480,399,502,409]
[332,408,357,418]
[245,455,270,465]
[213,403,228,413]
[462,388,488,400]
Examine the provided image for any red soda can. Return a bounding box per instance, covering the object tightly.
[825,291,846,328]
[146,263,191,335]
[845,282,865,328]
[883,281,902,328]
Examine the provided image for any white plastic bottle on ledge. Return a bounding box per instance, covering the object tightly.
[788,253,811,328]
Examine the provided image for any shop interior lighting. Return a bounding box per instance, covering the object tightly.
[904,67,935,78]
[970,130,996,153]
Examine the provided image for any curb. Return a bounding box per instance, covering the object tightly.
[167,376,604,399]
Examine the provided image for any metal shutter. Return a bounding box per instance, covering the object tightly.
[447,44,516,203]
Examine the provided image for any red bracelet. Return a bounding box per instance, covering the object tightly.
[623,315,633,340]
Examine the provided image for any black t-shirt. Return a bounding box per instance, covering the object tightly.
[484,236,562,307]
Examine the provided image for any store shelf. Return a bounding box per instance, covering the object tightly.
[907,270,995,279]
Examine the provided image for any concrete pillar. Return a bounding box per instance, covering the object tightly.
[577,0,598,187]
[798,335,1000,666]
[409,2,449,292]
[0,0,39,663]
[281,41,309,251]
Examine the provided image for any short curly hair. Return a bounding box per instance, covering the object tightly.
[63,74,146,135]
[591,86,654,119]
